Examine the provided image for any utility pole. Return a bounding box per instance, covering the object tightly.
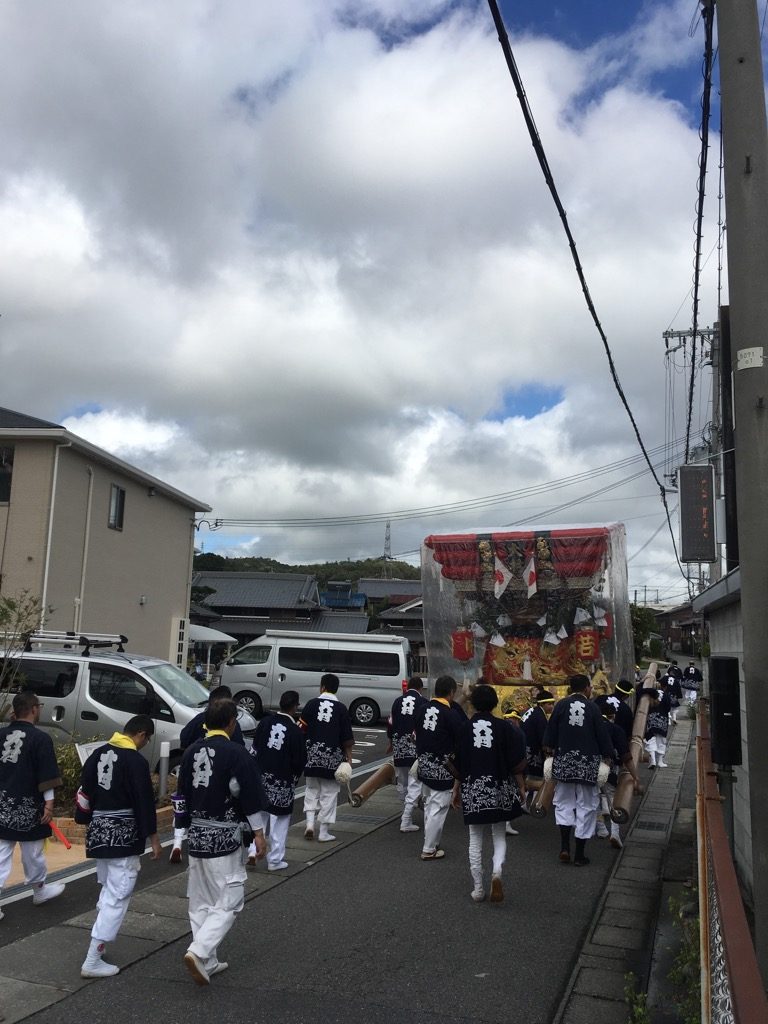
[715,0,768,979]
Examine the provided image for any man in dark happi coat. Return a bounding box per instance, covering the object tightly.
[178,699,267,986]
[644,681,672,769]
[0,690,64,912]
[520,690,555,779]
[387,676,428,833]
[253,690,306,871]
[543,674,614,867]
[76,715,161,977]
[453,685,526,903]
[300,673,354,843]
[170,685,246,864]
[414,675,462,861]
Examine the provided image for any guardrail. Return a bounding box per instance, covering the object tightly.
[697,706,768,1022]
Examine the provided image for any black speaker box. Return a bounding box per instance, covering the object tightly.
[709,656,742,765]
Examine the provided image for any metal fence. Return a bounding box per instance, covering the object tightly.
[697,708,768,1023]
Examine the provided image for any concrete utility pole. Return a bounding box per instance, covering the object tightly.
[715,0,768,980]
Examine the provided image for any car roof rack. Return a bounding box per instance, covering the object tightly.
[23,631,129,657]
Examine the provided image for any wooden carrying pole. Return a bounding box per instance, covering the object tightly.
[350,763,396,807]
[612,663,657,824]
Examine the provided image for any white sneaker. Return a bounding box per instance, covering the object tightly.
[400,823,420,833]
[658,760,668,768]
[268,860,289,871]
[81,958,120,979]
[471,888,485,902]
[184,950,210,986]
[209,961,229,976]
[505,824,519,836]
[33,882,65,905]
[317,828,336,843]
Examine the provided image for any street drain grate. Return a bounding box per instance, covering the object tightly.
[634,820,668,831]
[337,813,389,824]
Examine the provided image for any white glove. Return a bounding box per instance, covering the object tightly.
[334,762,352,785]
[597,761,610,786]
[543,757,554,781]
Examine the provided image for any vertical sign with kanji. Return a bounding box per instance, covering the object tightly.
[679,464,717,562]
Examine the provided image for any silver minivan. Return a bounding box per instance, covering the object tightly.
[219,629,412,726]
[2,639,256,770]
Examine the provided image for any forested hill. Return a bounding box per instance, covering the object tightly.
[192,553,421,590]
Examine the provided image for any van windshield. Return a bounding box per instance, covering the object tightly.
[144,663,210,707]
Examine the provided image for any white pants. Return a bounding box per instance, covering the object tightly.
[303,777,339,825]
[422,786,452,854]
[187,850,246,971]
[553,782,600,840]
[265,813,291,868]
[395,766,422,825]
[92,856,141,943]
[645,735,667,763]
[0,838,47,889]
[468,822,506,889]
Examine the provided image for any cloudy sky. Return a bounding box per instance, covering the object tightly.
[0,0,753,604]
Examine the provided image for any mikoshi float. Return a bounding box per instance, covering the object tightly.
[421,524,633,717]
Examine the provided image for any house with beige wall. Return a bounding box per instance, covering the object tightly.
[0,407,210,662]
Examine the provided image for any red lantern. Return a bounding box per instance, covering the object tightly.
[451,628,475,662]
[574,627,599,661]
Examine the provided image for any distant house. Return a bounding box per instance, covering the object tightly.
[653,602,697,655]
[0,406,209,662]
[191,570,369,644]
[320,580,366,610]
[375,597,427,674]
[356,577,422,608]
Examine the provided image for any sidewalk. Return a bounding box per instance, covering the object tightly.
[6,838,88,888]
[0,723,695,1024]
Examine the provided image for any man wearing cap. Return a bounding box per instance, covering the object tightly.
[543,675,614,866]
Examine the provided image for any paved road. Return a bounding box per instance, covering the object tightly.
[6,793,622,1024]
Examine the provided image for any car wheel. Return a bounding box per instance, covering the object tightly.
[350,698,379,727]
[234,691,262,718]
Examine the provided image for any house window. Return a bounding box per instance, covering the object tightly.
[108,484,126,530]
[0,446,13,503]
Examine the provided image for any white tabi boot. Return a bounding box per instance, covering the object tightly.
[317,823,336,842]
[81,939,120,978]
[610,822,623,850]
[304,811,315,840]
[32,881,65,905]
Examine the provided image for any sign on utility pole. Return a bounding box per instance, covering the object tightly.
[678,464,717,562]
[716,0,768,983]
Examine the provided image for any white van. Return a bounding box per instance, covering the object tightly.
[1,632,256,771]
[219,630,412,726]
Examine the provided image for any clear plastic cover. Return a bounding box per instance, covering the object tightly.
[421,524,633,714]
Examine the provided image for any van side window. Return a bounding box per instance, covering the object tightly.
[327,650,400,676]
[231,646,271,667]
[5,659,78,697]
[277,647,327,672]
[89,665,154,716]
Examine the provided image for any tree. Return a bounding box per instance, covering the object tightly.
[630,604,658,663]
[0,591,42,720]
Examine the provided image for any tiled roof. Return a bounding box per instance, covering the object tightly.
[0,407,62,429]
[192,571,320,610]
[356,578,422,599]
[213,613,369,635]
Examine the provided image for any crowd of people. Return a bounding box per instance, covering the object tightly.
[0,660,697,985]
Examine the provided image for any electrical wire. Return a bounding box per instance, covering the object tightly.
[684,0,715,464]
[485,0,691,596]
[209,436,686,528]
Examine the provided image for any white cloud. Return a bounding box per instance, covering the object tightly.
[0,1,725,600]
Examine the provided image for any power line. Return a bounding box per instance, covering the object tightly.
[485,0,690,595]
[208,436,685,528]
[684,0,716,463]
